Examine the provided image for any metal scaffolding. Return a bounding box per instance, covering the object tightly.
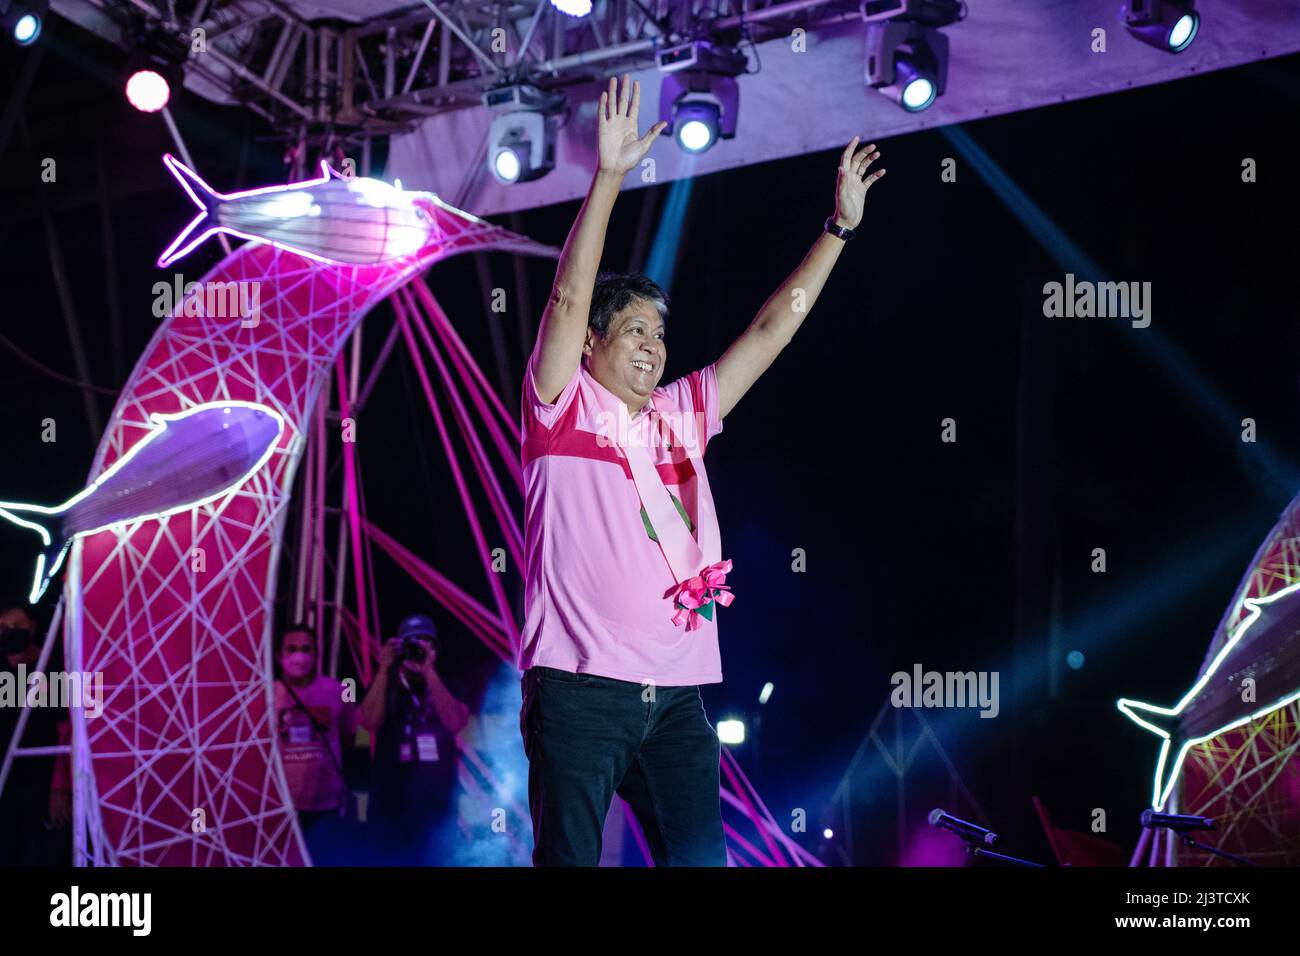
[57,0,859,147]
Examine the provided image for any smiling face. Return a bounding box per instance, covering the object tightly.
[583,296,666,411]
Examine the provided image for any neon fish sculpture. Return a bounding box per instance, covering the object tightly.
[1117,579,1300,809]
[0,402,284,603]
[156,154,553,268]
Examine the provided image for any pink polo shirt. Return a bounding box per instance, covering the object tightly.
[519,350,725,686]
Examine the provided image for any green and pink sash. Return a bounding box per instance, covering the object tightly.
[600,397,734,631]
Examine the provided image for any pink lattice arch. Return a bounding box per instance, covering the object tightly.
[66,202,551,864]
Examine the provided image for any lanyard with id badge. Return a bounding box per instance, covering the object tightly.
[397,672,441,764]
[287,720,315,747]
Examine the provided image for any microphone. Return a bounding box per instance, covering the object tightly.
[928,808,997,846]
[1139,810,1215,833]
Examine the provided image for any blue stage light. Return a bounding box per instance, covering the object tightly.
[1123,1,1200,55]
[673,102,720,153]
[1167,12,1199,51]
[13,12,39,44]
[896,57,937,111]
[864,15,956,114]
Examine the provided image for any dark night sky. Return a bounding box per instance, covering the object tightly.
[2,18,1298,864]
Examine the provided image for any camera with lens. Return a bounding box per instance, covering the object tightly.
[392,614,439,669]
[398,635,431,664]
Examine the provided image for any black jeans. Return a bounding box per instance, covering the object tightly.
[520,665,726,867]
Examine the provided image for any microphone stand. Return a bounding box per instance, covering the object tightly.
[1179,834,1258,867]
[959,837,1046,868]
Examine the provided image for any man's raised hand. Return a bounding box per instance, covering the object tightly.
[833,137,886,231]
[598,73,668,176]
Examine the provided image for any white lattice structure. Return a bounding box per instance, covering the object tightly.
[64,194,554,865]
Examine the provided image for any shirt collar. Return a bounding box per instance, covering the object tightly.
[582,362,659,421]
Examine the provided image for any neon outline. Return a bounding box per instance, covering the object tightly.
[1117,578,1300,809]
[155,155,483,269]
[156,155,334,267]
[0,401,285,603]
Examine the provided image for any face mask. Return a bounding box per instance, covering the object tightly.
[281,651,315,678]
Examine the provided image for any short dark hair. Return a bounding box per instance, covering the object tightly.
[589,271,669,339]
[277,623,316,655]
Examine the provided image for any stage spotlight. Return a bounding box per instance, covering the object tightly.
[12,13,36,43]
[549,0,592,16]
[3,0,47,46]
[758,681,774,705]
[657,41,745,155]
[674,102,719,153]
[863,0,963,113]
[123,32,187,113]
[894,54,936,111]
[823,828,834,839]
[1123,0,1199,54]
[126,69,171,112]
[716,719,745,745]
[484,84,564,184]
[492,147,522,183]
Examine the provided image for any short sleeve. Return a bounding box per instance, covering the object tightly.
[524,347,581,429]
[697,363,725,442]
[659,363,724,454]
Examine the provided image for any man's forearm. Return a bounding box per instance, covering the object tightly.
[531,169,625,401]
[548,169,625,310]
[754,228,848,344]
[715,225,851,417]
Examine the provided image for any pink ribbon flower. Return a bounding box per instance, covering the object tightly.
[670,558,736,631]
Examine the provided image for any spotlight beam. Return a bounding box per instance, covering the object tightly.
[830,507,1259,815]
[941,124,1300,501]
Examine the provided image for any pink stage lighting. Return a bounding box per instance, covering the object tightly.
[125,69,170,112]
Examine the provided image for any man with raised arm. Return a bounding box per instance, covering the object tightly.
[518,73,885,866]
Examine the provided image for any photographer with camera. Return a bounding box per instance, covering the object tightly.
[359,614,469,865]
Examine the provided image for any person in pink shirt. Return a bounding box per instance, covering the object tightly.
[520,73,885,866]
[273,624,359,864]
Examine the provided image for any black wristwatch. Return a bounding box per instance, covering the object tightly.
[824,216,856,241]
